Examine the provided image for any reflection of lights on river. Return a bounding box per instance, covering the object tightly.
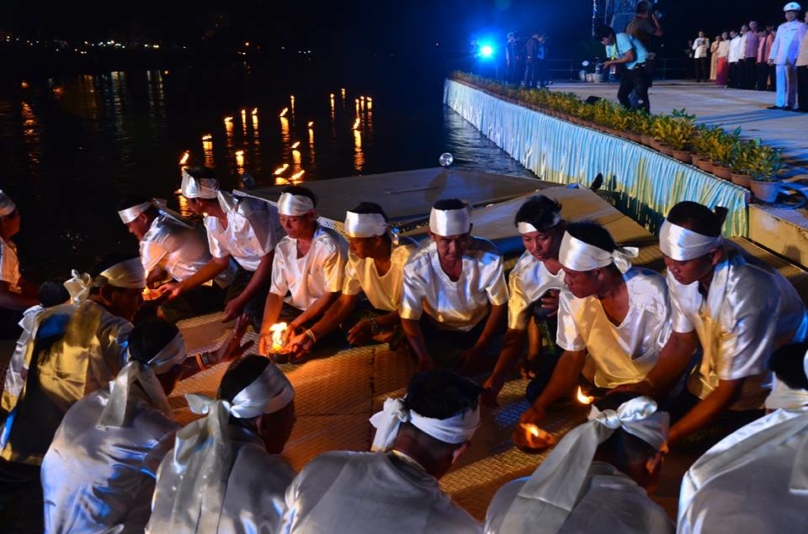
[274,164,289,176]
[235,150,245,172]
[177,190,191,218]
[275,177,290,186]
[352,118,360,130]
[353,130,364,172]
[367,96,373,110]
[290,169,305,182]
[308,127,314,145]
[252,113,259,133]
[20,101,41,179]
[202,136,214,168]
[355,98,359,116]
[341,88,346,100]
[290,95,295,114]
[292,149,301,172]
[241,109,247,136]
[280,117,290,144]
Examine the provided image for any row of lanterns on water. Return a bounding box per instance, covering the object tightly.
[177,88,374,184]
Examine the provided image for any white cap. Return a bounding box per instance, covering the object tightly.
[784,2,801,11]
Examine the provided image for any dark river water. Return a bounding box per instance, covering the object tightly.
[0,61,535,281]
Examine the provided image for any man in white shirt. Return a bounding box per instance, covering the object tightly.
[483,196,566,406]
[729,30,743,88]
[677,342,808,533]
[796,11,808,111]
[167,167,283,326]
[520,222,670,428]
[625,201,808,449]
[0,190,38,339]
[117,194,234,322]
[258,186,347,358]
[692,31,710,82]
[487,394,673,534]
[285,202,417,358]
[278,370,482,534]
[400,199,509,374]
[769,2,808,110]
[147,355,297,533]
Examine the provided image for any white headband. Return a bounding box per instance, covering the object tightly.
[278,192,315,216]
[167,362,295,531]
[429,205,472,236]
[99,258,147,289]
[559,232,638,274]
[659,220,724,261]
[180,170,219,199]
[145,332,187,374]
[517,213,562,235]
[0,190,16,217]
[344,211,387,238]
[369,397,480,452]
[500,397,668,533]
[97,361,173,429]
[118,201,152,224]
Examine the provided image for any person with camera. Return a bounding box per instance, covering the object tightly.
[596,25,652,113]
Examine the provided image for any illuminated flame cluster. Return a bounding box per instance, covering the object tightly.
[269,322,288,353]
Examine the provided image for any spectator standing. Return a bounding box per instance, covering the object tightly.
[524,33,541,89]
[710,35,721,80]
[729,30,743,87]
[693,32,710,82]
[769,2,807,110]
[744,22,761,89]
[717,31,731,85]
[758,26,775,90]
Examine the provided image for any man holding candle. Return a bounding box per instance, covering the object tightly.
[483,195,566,406]
[257,186,347,358]
[520,222,670,428]
[623,202,808,448]
[399,199,509,374]
[278,370,482,533]
[285,202,417,358]
[116,193,235,322]
[167,167,283,327]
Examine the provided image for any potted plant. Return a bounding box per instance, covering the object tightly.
[749,145,785,202]
[729,140,758,189]
[707,128,741,180]
[690,126,719,172]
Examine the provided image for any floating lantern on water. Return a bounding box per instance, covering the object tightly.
[307,121,314,128]
[274,164,289,175]
[224,116,233,123]
[352,118,360,130]
[179,151,190,165]
[269,322,288,353]
[241,109,246,120]
[252,108,258,116]
[576,386,595,405]
[291,141,300,149]
[202,134,212,141]
[279,108,288,118]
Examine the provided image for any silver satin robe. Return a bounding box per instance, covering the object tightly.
[0,300,132,465]
[278,451,482,534]
[41,390,179,533]
[146,425,295,534]
[485,462,674,534]
[507,251,566,330]
[677,405,808,534]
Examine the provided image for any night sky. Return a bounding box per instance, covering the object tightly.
[1,0,801,60]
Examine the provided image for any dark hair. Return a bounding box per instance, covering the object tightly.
[218,355,271,403]
[565,222,617,253]
[594,25,615,41]
[349,202,389,222]
[770,342,808,392]
[403,370,480,422]
[635,0,651,14]
[38,280,70,308]
[594,392,660,463]
[127,318,180,365]
[666,201,728,237]
[514,195,562,232]
[186,166,217,180]
[116,194,158,219]
[433,198,467,211]
[282,185,317,207]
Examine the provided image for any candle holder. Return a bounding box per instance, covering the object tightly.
[512,423,555,453]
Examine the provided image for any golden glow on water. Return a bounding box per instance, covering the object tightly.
[290,95,295,114]
[274,164,289,175]
[235,150,245,173]
[340,88,346,100]
[279,108,288,118]
[353,129,364,172]
[203,140,214,168]
[177,187,191,218]
[280,116,290,144]
[252,113,259,133]
[292,149,302,172]
[291,169,305,182]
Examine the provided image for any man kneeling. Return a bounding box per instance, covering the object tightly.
[486,393,673,533]
[279,370,482,533]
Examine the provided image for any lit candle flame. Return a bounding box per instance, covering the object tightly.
[291,170,305,181]
[275,177,290,186]
[307,121,314,128]
[224,116,233,123]
[341,88,346,99]
[576,386,595,405]
[291,141,300,149]
[179,151,190,165]
[352,118,360,130]
[274,164,289,175]
[240,109,246,120]
[525,424,540,438]
[202,134,212,141]
[269,322,288,353]
[279,108,288,118]
[366,97,373,102]
[251,108,258,116]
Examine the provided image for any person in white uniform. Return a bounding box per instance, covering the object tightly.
[520,222,670,428]
[486,393,672,534]
[167,167,282,326]
[677,342,808,533]
[769,2,808,110]
[483,196,566,406]
[0,190,39,338]
[400,199,509,374]
[117,193,235,322]
[0,254,146,467]
[146,355,297,534]
[278,369,482,534]
[41,319,185,533]
[258,186,347,358]
[626,201,808,448]
[286,202,417,358]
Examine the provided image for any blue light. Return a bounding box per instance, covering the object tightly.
[480,45,494,58]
